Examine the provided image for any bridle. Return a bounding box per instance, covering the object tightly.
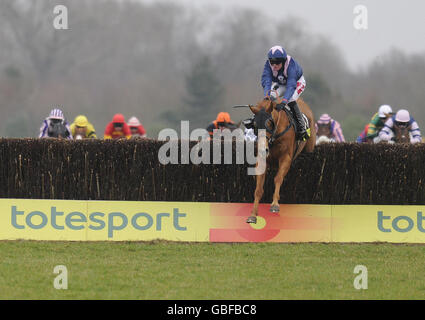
[394,122,410,143]
[254,107,292,148]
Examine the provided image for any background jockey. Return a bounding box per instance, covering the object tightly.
[315,114,345,143]
[356,124,370,143]
[206,112,235,137]
[104,113,131,139]
[39,108,73,139]
[379,109,422,144]
[260,45,308,140]
[127,116,147,138]
[70,115,97,139]
[366,104,393,142]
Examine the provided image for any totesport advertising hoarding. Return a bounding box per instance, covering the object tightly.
[1,199,210,241]
[1,199,425,243]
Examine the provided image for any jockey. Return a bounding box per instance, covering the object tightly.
[356,124,369,143]
[379,109,422,144]
[206,112,235,137]
[127,116,147,138]
[261,45,308,141]
[39,108,73,139]
[366,104,393,142]
[315,114,345,142]
[70,115,97,139]
[104,113,131,139]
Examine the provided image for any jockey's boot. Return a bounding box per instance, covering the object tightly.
[288,101,309,141]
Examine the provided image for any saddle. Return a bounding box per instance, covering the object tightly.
[244,106,310,141]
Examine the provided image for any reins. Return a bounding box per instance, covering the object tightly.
[267,100,305,161]
[266,107,292,148]
[264,98,292,148]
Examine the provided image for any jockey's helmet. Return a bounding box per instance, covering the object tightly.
[74,115,89,127]
[49,108,64,120]
[378,104,393,118]
[216,112,233,124]
[128,116,141,128]
[267,46,287,64]
[395,109,410,124]
[112,113,126,124]
[317,114,332,125]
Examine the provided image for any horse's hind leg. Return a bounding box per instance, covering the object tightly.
[247,171,266,224]
[270,154,292,213]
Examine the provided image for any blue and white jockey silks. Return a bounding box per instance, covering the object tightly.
[261,47,305,103]
[379,112,422,144]
[39,108,73,139]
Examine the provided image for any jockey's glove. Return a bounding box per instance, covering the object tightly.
[270,91,278,101]
[275,102,287,112]
[275,98,288,111]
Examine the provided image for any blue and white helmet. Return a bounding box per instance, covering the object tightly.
[267,45,287,61]
[48,108,64,120]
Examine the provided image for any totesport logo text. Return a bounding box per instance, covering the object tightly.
[11,206,187,238]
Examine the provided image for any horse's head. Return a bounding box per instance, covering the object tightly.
[249,97,274,113]
[248,97,296,156]
[317,122,332,138]
[393,122,410,143]
[48,121,68,139]
[249,98,276,135]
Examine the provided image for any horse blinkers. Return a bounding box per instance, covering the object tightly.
[253,109,276,152]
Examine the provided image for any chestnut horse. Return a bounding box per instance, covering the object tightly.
[393,123,410,143]
[246,97,316,224]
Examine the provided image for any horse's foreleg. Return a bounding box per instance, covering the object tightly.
[270,155,292,213]
[247,171,266,224]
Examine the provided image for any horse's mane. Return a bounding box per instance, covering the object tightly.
[258,97,307,111]
[256,98,274,111]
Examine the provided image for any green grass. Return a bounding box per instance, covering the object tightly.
[1,241,425,299]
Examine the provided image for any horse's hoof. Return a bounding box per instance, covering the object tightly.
[270,205,280,213]
[246,216,257,224]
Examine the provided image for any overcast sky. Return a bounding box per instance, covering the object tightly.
[140,0,425,71]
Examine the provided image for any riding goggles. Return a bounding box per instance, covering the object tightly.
[395,121,409,127]
[269,58,284,65]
